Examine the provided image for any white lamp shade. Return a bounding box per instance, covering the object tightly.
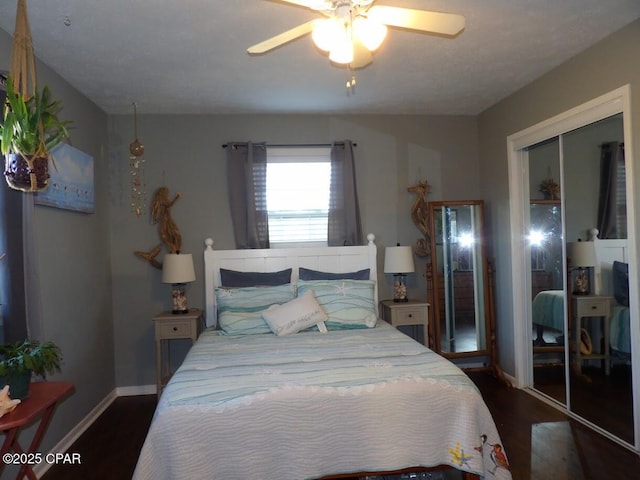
[568,241,597,267]
[162,253,196,284]
[384,246,415,274]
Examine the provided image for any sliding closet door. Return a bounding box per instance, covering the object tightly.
[563,115,633,444]
[509,87,638,451]
[527,137,567,405]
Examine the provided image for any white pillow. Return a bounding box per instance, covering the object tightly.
[262,290,328,336]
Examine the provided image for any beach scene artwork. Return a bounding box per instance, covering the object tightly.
[35,143,94,213]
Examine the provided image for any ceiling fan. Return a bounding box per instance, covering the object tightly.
[247,0,465,69]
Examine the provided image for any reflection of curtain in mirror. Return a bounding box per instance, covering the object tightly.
[597,142,626,239]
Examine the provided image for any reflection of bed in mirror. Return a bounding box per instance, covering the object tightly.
[595,239,631,358]
[530,239,631,358]
[530,270,563,349]
[532,289,564,347]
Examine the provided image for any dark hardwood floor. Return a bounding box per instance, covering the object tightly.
[39,373,640,480]
[41,394,156,480]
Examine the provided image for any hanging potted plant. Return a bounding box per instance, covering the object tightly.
[0,76,71,192]
[0,339,63,399]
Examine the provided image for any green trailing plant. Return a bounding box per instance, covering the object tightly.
[0,76,71,159]
[0,339,63,379]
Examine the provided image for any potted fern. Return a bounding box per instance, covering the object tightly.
[0,340,63,399]
[0,75,71,192]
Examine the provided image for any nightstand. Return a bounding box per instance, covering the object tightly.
[153,308,203,398]
[379,300,429,346]
[572,295,611,376]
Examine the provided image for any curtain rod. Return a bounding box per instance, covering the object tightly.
[221,142,356,148]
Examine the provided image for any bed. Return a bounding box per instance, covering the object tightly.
[133,235,511,480]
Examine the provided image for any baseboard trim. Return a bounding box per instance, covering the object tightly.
[116,384,157,396]
[34,389,118,478]
[502,370,517,387]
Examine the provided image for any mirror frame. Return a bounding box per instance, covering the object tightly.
[427,200,493,360]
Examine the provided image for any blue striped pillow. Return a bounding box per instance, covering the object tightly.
[215,284,295,335]
[297,279,377,329]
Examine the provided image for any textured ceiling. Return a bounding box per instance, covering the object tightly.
[0,0,639,115]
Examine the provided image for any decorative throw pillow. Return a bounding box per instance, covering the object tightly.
[219,268,292,287]
[613,261,629,307]
[298,267,370,281]
[297,279,377,329]
[215,284,295,335]
[262,290,328,336]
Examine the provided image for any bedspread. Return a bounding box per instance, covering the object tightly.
[532,290,564,330]
[133,322,511,480]
[611,305,631,354]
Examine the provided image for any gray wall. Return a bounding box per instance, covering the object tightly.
[108,114,479,386]
[0,30,114,454]
[478,18,640,375]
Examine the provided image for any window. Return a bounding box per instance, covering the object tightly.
[266,147,331,247]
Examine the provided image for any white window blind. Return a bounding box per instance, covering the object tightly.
[266,147,331,247]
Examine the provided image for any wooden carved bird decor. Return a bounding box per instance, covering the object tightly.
[407,179,431,257]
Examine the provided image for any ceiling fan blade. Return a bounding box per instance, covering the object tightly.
[368,6,465,37]
[268,0,333,11]
[350,40,373,69]
[247,20,316,55]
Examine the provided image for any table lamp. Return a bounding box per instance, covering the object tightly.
[384,245,415,302]
[162,252,196,314]
[568,241,596,295]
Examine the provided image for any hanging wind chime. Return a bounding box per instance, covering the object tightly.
[129,102,146,217]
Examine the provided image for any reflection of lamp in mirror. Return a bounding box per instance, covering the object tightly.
[384,245,415,302]
[568,240,596,295]
[162,252,196,314]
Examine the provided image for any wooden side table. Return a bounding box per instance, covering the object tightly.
[153,308,203,398]
[379,300,430,346]
[572,295,611,376]
[0,381,74,480]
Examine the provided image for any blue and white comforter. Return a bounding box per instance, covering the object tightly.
[133,321,511,480]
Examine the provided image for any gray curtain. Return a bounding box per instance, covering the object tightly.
[597,141,624,239]
[0,178,28,343]
[328,140,363,246]
[226,142,269,248]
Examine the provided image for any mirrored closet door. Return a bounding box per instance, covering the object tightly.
[509,86,638,450]
[528,136,567,405]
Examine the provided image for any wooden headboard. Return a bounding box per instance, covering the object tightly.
[203,234,378,328]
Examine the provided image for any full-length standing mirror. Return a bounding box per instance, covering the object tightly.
[508,86,639,450]
[427,200,491,361]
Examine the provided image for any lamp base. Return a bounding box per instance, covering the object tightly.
[393,274,409,302]
[171,283,189,314]
[572,268,590,296]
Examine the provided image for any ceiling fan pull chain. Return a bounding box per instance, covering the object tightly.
[346,70,356,95]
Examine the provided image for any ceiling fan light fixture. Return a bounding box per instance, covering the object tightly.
[311,18,342,52]
[353,16,387,51]
[328,34,354,64]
